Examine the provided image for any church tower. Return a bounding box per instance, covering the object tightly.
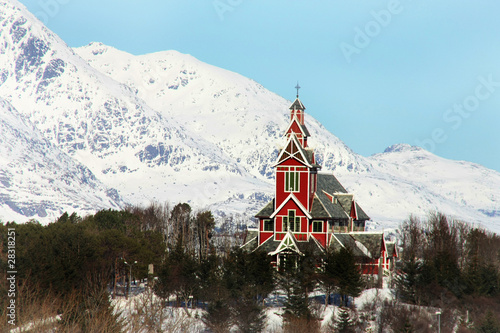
[244,86,390,273]
[246,84,378,262]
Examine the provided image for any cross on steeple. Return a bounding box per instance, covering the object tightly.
[295,82,301,98]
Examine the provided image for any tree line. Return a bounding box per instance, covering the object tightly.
[0,203,364,332]
[396,212,500,332]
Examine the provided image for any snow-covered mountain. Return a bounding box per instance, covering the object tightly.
[0,97,122,222]
[0,0,499,231]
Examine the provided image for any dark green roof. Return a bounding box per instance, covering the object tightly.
[289,98,305,110]
[386,242,397,257]
[300,124,311,137]
[330,233,384,259]
[317,173,347,193]
[303,149,321,168]
[255,234,324,256]
[351,233,384,259]
[255,236,281,253]
[311,193,349,219]
[317,173,370,221]
[241,231,258,253]
[255,199,274,217]
[355,202,370,220]
[331,234,363,256]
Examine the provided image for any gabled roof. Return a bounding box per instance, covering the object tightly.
[255,199,274,218]
[317,173,370,221]
[284,116,311,137]
[253,236,281,254]
[289,98,305,110]
[240,229,258,252]
[350,232,385,258]
[330,232,385,259]
[386,242,398,258]
[274,134,314,168]
[354,203,370,221]
[269,231,303,256]
[254,233,326,256]
[300,124,311,137]
[331,233,368,257]
[270,193,312,219]
[311,192,349,219]
[317,173,347,193]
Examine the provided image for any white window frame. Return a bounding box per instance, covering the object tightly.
[263,219,273,232]
[284,167,300,192]
[312,220,323,233]
[282,210,301,232]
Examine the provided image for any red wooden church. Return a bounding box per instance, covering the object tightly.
[242,91,397,282]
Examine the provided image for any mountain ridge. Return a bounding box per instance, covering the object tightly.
[0,0,499,232]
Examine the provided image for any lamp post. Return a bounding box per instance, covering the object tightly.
[123,260,137,299]
[436,311,441,333]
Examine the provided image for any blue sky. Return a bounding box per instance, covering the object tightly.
[18,0,500,172]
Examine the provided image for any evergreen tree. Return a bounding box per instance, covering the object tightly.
[278,251,318,329]
[324,247,363,306]
[222,248,273,333]
[194,210,215,261]
[395,256,422,304]
[156,238,200,307]
[335,307,355,333]
[202,299,233,333]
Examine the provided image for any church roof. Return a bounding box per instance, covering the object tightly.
[275,134,318,168]
[354,202,370,221]
[284,117,311,137]
[289,98,305,110]
[350,232,385,258]
[253,233,325,256]
[255,199,274,217]
[317,173,348,193]
[240,228,259,252]
[270,193,312,219]
[330,232,385,259]
[311,192,349,219]
[386,242,398,258]
[317,173,370,220]
[300,124,311,137]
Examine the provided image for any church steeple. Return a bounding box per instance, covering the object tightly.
[286,84,309,147]
[289,83,306,125]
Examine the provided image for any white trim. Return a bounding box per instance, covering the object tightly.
[311,220,324,233]
[241,236,257,248]
[283,116,308,137]
[270,193,312,219]
[331,234,345,250]
[309,234,326,253]
[272,134,313,168]
[269,231,303,256]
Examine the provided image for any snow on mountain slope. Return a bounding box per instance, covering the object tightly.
[0,0,499,231]
[363,144,500,228]
[74,43,370,180]
[74,43,500,231]
[0,97,122,222]
[0,0,271,219]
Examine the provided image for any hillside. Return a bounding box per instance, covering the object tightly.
[0,0,499,231]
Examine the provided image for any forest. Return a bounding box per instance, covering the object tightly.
[1,205,500,332]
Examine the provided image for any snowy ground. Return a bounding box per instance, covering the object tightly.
[110,286,396,333]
